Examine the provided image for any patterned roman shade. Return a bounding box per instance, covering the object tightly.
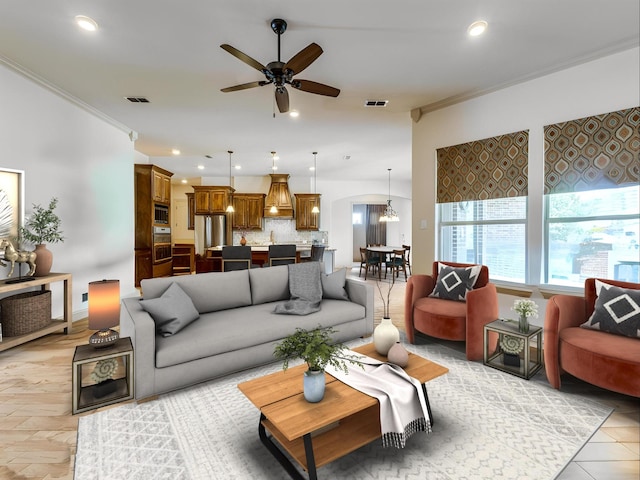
[436,131,529,204]
[544,107,639,194]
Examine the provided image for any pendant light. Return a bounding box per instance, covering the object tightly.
[269,151,278,214]
[311,152,320,214]
[225,150,235,213]
[379,168,399,222]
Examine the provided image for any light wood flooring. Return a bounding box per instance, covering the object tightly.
[0,267,637,480]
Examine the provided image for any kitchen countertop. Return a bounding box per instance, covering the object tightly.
[206,245,335,252]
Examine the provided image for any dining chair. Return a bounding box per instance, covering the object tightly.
[359,247,377,280]
[402,244,412,276]
[221,245,253,271]
[268,244,297,266]
[385,249,408,281]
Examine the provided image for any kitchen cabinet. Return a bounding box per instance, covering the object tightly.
[134,164,174,287]
[295,194,321,230]
[192,186,234,214]
[186,193,194,230]
[172,244,195,276]
[152,169,172,204]
[232,194,265,230]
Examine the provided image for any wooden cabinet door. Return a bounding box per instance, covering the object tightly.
[296,194,320,230]
[246,195,264,229]
[231,196,248,229]
[153,171,171,203]
[210,190,228,214]
[186,193,195,230]
[194,190,211,214]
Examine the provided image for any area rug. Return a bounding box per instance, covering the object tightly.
[75,337,612,480]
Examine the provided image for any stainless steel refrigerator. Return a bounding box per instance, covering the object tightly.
[194,214,227,254]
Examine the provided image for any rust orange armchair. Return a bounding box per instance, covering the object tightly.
[404,261,499,360]
[544,278,640,397]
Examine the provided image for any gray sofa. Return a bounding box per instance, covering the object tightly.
[120,265,374,399]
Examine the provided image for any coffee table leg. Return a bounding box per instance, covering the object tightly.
[258,413,318,480]
[422,384,435,427]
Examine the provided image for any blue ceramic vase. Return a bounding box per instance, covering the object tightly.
[303,369,326,403]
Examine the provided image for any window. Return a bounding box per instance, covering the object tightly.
[545,185,639,286]
[439,197,527,283]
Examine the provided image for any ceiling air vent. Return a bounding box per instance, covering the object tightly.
[364,100,388,107]
[126,96,150,103]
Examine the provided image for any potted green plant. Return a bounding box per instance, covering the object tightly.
[274,326,360,402]
[19,197,64,277]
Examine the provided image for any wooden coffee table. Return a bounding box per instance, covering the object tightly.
[238,343,448,480]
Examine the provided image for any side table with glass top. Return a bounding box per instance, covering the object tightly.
[72,336,134,414]
[483,319,543,380]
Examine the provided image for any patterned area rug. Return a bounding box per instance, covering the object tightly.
[75,337,612,480]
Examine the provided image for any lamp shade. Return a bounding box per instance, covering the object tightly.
[88,279,120,330]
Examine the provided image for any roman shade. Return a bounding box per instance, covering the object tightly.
[436,130,529,204]
[544,107,639,194]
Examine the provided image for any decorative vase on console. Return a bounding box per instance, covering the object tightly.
[374,278,399,355]
[18,197,64,277]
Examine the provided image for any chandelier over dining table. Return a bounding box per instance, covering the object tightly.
[380,168,399,222]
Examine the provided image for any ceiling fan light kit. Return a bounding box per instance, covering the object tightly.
[220,18,340,114]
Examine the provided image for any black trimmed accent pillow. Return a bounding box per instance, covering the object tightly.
[140,282,200,337]
[429,263,481,302]
[581,281,640,338]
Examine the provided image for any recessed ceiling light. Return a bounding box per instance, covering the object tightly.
[234,165,242,170]
[75,15,98,32]
[171,148,181,155]
[289,110,299,118]
[309,166,315,171]
[197,165,205,170]
[181,178,187,184]
[468,20,487,37]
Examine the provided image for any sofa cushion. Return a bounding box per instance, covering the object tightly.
[322,268,349,301]
[141,270,252,313]
[581,282,640,338]
[429,263,481,301]
[155,299,366,368]
[139,282,200,337]
[248,265,289,305]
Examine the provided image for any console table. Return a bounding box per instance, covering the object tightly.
[0,272,72,352]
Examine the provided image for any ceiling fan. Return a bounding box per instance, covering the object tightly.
[220,18,340,113]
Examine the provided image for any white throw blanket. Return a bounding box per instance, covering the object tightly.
[325,351,431,448]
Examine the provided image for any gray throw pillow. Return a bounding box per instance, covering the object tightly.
[140,282,200,337]
[581,282,640,338]
[429,263,481,302]
[322,268,349,301]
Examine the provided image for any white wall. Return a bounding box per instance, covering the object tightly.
[412,47,640,279]
[0,63,137,320]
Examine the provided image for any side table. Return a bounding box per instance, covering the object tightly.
[72,337,134,414]
[483,319,542,380]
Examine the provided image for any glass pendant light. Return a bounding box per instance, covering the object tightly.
[379,168,399,222]
[225,150,235,213]
[311,152,320,214]
[269,151,278,214]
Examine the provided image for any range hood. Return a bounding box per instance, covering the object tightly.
[264,173,294,219]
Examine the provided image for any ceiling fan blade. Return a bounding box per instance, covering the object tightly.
[221,81,269,93]
[275,87,289,113]
[220,44,267,72]
[291,79,340,97]
[283,43,323,75]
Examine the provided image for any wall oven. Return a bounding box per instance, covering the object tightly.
[153,226,171,263]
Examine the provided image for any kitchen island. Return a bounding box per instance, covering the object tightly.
[200,245,335,273]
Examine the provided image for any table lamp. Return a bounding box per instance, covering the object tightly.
[88,279,120,348]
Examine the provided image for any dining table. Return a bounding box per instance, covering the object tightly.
[366,246,403,280]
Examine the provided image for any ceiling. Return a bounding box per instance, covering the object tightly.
[1,1,638,184]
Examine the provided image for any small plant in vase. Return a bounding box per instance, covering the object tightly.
[373,277,400,355]
[512,298,538,333]
[274,326,361,402]
[19,197,64,277]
